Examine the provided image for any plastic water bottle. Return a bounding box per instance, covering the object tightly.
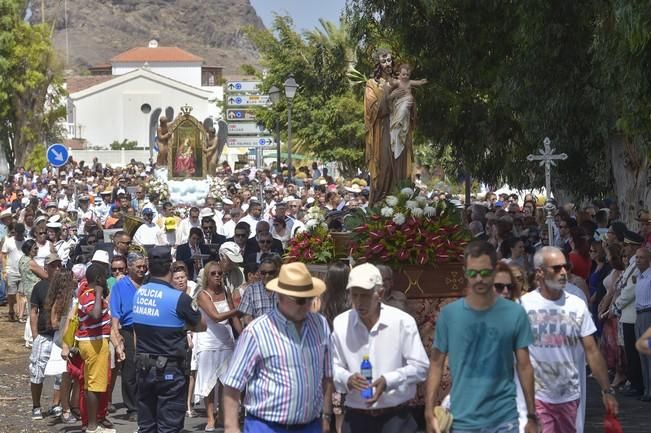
[360,355,373,399]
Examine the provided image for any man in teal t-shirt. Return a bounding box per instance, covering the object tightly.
[425,240,538,433]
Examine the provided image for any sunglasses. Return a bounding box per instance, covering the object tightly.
[259,240,272,244]
[287,296,314,306]
[494,283,514,292]
[260,270,276,276]
[548,264,570,273]
[111,267,125,272]
[465,269,493,278]
[234,233,248,237]
[210,271,223,276]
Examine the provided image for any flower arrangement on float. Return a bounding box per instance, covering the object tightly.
[285,206,335,264]
[145,177,170,201]
[350,187,470,266]
[208,176,229,200]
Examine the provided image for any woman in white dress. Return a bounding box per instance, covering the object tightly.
[195,260,242,431]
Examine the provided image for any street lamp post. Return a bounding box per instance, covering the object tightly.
[284,76,298,181]
[268,85,281,174]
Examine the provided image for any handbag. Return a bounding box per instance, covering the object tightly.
[604,408,622,433]
[62,299,79,348]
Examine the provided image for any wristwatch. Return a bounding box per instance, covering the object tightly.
[526,413,538,422]
[601,387,616,396]
[321,413,333,421]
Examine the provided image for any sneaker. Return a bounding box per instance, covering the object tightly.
[61,411,78,424]
[32,407,43,420]
[86,427,116,433]
[50,405,63,417]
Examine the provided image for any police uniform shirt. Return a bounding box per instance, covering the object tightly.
[132,278,201,357]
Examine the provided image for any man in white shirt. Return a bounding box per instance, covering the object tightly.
[1,223,25,321]
[239,201,263,239]
[175,206,201,245]
[133,208,167,246]
[331,263,429,433]
[520,246,618,433]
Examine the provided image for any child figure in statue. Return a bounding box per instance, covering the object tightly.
[174,138,196,177]
[389,64,427,160]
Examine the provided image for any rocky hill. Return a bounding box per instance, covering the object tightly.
[32,0,263,74]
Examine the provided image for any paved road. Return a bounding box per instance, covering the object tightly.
[28,374,649,433]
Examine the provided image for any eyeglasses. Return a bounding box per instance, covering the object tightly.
[494,283,514,292]
[547,263,570,273]
[37,232,46,235]
[260,270,277,276]
[210,271,223,276]
[287,296,314,306]
[259,240,272,244]
[465,269,493,278]
[234,233,248,237]
[118,240,131,245]
[111,267,125,273]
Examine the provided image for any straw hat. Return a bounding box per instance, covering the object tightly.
[434,406,453,433]
[635,210,651,223]
[266,262,325,298]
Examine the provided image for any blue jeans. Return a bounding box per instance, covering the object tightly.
[244,416,321,433]
[453,419,518,433]
[0,278,7,303]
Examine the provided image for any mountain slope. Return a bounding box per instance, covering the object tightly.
[33,0,263,74]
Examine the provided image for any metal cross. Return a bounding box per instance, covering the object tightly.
[527,137,567,245]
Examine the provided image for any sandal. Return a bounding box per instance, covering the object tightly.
[98,417,114,428]
[186,409,197,418]
[61,410,78,424]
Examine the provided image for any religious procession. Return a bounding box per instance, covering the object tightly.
[3,2,651,433]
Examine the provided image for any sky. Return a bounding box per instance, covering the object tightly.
[250,0,347,32]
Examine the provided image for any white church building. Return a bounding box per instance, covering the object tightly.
[64,40,223,151]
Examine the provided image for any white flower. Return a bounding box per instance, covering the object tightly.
[411,207,424,218]
[392,212,406,225]
[400,187,414,197]
[385,195,399,207]
[380,206,394,217]
[416,196,428,207]
[423,206,436,217]
[405,200,418,210]
[306,219,318,230]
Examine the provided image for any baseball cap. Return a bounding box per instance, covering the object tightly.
[142,207,154,216]
[149,246,172,262]
[45,253,62,265]
[219,241,243,263]
[346,263,383,290]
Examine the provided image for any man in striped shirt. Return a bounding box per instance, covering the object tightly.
[222,262,333,433]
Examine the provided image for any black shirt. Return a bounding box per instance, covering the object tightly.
[30,280,54,336]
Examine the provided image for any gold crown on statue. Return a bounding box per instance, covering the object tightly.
[180,104,193,116]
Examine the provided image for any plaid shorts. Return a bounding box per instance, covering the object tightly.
[29,334,54,384]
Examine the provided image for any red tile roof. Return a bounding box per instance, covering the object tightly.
[111,47,204,63]
[66,75,114,94]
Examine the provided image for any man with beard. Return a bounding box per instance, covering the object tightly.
[520,246,618,433]
[364,48,412,205]
[425,240,537,433]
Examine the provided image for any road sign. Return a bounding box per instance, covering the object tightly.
[228,122,266,135]
[226,81,262,92]
[46,143,69,168]
[227,136,276,148]
[226,109,257,121]
[226,95,270,106]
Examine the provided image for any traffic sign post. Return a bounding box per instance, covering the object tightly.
[226,109,257,121]
[227,122,266,135]
[226,81,262,92]
[227,136,276,148]
[47,143,69,168]
[226,95,270,106]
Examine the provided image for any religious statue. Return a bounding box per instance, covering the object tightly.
[364,49,415,205]
[174,138,196,177]
[156,116,173,167]
[203,127,219,176]
[389,64,427,161]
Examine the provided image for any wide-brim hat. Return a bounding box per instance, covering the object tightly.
[635,210,651,223]
[266,262,326,298]
[0,208,12,219]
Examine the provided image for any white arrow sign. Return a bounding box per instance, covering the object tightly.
[227,136,276,148]
[228,122,266,135]
[226,81,262,93]
[226,95,270,106]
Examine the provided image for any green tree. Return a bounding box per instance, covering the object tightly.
[0,0,66,171]
[347,1,650,222]
[23,143,47,172]
[243,16,366,174]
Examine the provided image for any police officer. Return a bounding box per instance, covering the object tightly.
[132,246,206,433]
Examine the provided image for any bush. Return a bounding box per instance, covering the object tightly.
[24,144,48,172]
[109,139,138,150]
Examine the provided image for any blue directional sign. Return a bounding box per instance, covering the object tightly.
[47,143,69,168]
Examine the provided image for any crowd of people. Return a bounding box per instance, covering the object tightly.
[0,156,650,433]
